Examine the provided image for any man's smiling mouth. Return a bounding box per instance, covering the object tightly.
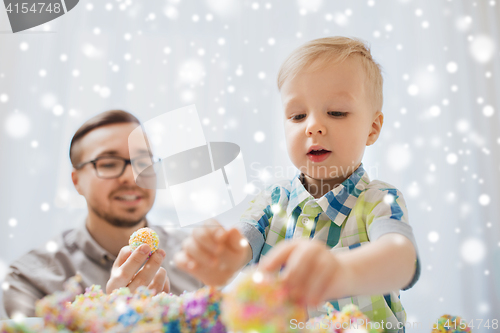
[115,195,142,201]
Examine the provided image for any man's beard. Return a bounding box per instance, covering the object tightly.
[90,204,146,228]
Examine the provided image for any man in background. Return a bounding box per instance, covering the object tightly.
[2,110,202,318]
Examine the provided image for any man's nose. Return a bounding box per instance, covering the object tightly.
[118,163,135,184]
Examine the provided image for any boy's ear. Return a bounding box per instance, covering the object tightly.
[366,111,384,146]
[71,170,84,195]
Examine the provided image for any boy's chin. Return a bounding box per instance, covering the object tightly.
[302,168,359,184]
[304,163,361,176]
[301,170,344,180]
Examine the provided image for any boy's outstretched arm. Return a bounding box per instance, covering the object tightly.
[174,219,253,287]
[259,234,416,306]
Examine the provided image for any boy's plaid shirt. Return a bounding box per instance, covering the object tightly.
[238,163,421,333]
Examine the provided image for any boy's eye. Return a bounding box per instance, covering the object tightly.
[328,111,348,117]
[291,114,306,121]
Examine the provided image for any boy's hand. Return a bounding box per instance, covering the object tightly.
[106,244,170,295]
[259,239,349,306]
[174,219,252,287]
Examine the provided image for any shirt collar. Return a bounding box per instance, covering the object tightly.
[74,221,116,264]
[286,163,370,226]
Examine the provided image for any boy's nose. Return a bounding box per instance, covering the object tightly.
[305,119,326,136]
[308,128,323,135]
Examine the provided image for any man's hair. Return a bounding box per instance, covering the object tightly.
[277,36,384,112]
[69,110,140,166]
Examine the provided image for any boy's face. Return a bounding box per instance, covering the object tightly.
[281,57,383,184]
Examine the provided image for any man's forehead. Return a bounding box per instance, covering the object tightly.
[78,123,148,159]
[92,147,150,158]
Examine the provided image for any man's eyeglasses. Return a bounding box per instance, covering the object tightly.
[74,156,157,179]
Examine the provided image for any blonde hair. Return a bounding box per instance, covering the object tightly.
[277,36,384,112]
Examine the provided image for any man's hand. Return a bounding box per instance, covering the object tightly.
[259,239,349,306]
[174,219,252,287]
[106,244,170,295]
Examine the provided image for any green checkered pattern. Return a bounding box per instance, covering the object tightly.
[240,164,418,333]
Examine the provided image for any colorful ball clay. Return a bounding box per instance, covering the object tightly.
[30,271,475,333]
[34,275,226,333]
[129,227,159,257]
[221,267,308,333]
[222,267,386,333]
[306,303,384,333]
[431,314,473,333]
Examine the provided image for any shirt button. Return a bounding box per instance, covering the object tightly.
[100,258,107,265]
[303,217,310,225]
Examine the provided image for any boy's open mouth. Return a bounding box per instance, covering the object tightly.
[307,149,331,155]
[306,149,332,163]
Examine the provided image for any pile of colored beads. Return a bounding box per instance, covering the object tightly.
[31,275,226,333]
[431,314,473,333]
[221,268,308,333]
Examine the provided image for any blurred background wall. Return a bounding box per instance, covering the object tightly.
[0,0,499,330]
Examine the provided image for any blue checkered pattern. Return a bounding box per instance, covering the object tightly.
[239,163,420,333]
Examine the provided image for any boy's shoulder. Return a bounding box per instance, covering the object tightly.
[359,179,406,200]
[264,178,294,190]
[365,179,400,191]
[259,178,295,197]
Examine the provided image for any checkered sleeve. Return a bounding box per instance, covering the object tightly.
[365,187,421,290]
[236,184,277,264]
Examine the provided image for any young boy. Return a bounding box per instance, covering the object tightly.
[174,36,420,332]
